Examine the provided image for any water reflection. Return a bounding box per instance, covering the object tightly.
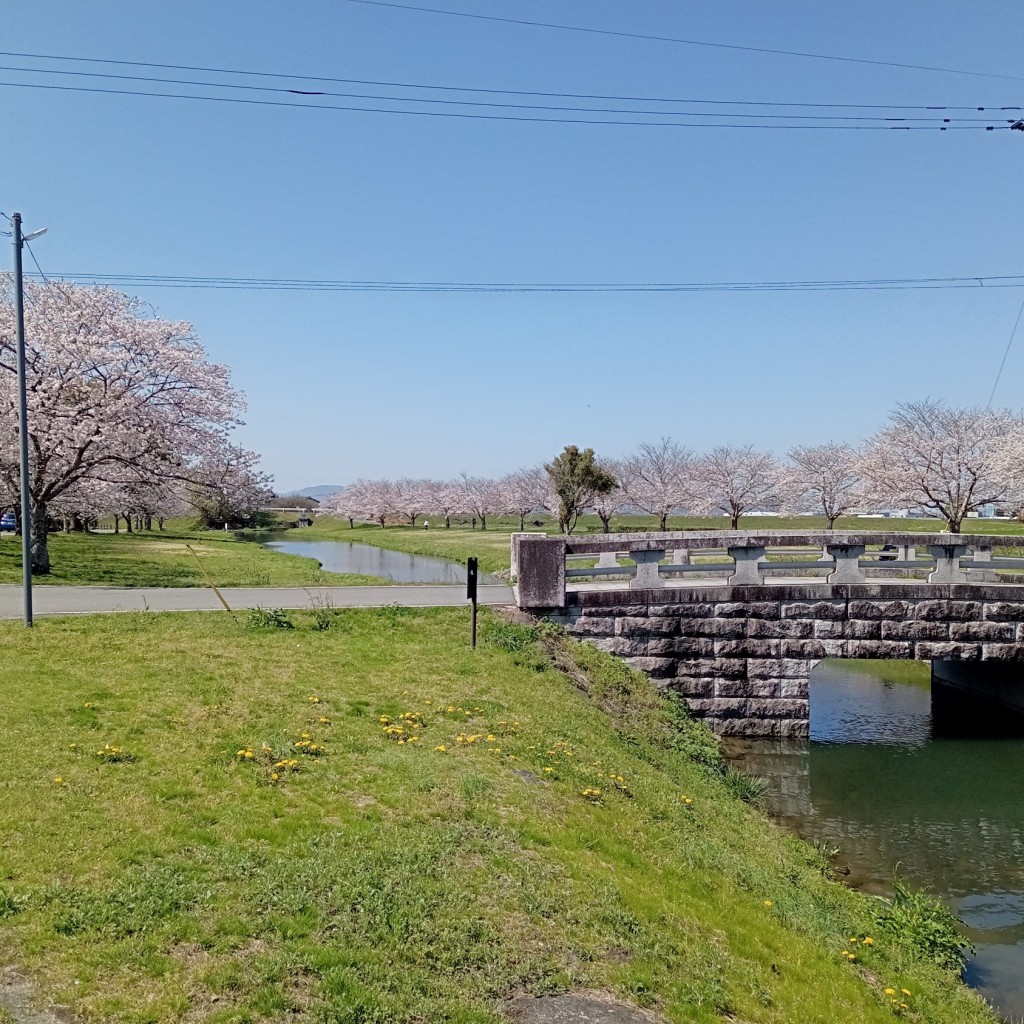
[726,660,1024,1019]
[263,539,496,585]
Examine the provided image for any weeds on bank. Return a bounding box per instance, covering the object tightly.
[244,606,294,630]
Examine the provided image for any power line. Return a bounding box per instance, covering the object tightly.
[1,49,1019,112]
[346,0,1024,84]
[23,241,48,284]
[21,271,1024,293]
[0,64,1011,123]
[2,79,1016,130]
[987,296,1024,407]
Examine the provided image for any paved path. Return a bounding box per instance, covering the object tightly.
[0,584,515,620]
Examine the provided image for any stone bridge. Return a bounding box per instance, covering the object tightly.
[511,530,1024,738]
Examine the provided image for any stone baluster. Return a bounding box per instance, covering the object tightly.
[671,548,691,566]
[897,544,917,563]
[826,544,866,584]
[629,549,665,589]
[596,549,620,569]
[727,545,765,585]
[927,544,968,584]
[972,546,992,563]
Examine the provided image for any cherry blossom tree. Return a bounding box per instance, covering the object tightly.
[319,484,361,528]
[394,478,431,527]
[0,279,246,573]
[697,445,781,529]
[460,474,499,530]
[351,478,399,528]
[782,442,865,528]
[590,460,624,532]
[422,479,465,529]
[183,446,272,529]
[499,467,550,530]
[620,439,695,530]
[860,400,1022,532]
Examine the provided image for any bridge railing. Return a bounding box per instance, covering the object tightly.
[511,530,1024,608]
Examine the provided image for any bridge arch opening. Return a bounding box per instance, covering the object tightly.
[810,659,1024,742]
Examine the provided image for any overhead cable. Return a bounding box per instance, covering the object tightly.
[22,272,1024,293]
[345,0,1024,84]
[1,79,1017,129]
[0,64,1013,122]
[1,49,1020,112]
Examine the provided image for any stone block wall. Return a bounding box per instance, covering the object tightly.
[547,583,1024,738]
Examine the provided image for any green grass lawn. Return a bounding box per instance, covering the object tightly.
[0,523,386,588]
[303,513,1024,576]
[0,609,993,1024]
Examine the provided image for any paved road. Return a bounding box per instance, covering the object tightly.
[0,584,515,620]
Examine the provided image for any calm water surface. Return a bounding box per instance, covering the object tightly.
[264,539,497,584]
[727,662,1024,1020]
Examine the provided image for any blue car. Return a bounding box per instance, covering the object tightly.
[0,512,16,533]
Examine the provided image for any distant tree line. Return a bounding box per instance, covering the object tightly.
[320,401,1024,535]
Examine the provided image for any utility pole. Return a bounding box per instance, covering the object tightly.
[11,213,46,627]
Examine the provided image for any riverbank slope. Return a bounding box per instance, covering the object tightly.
[0,608,994,1023]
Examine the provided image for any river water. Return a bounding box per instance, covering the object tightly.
[726,661,1024,1020]
[263,539,497,584]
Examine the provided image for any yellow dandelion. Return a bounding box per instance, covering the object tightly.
[54,776,64,784]
[861,936,874,946]
[884,988,896,996]
[901,989,911,997]
[543,767,554,773]
[435,745,447,752]
[271,772,279,781]
[763,900,772,907]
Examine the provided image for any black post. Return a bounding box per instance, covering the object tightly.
[467,557,478,648]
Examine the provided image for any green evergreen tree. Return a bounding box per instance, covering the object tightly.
[544,445,617,535]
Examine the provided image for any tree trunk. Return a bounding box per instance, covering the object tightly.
[445,514,451,529]
[519,513,527,531]
[31,502,51,575]
[827,515,838,529]
[113,514,120,534]
[598,513,611,533]
[947,519,962,533]
[124,514,133,534]
[480,514,487,530]
[347,516,354,529]
[157,517,165,531]
[659,513,668,531]
[730,512,740,529]
[410,514,418,527]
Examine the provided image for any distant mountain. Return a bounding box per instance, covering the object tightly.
[282,485,344,499]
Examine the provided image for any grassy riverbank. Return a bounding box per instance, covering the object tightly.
[0,523,385,588]
[0,609,994,1023]
[303,513,1024,576]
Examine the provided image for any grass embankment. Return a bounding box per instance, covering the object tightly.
[302,513,1024,576]
[0,609,992,1024]
[0,522,385,588]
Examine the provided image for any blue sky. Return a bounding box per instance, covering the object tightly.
[3,1,1023,492]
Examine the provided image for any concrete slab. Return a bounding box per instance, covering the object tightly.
[508,992,666,1024]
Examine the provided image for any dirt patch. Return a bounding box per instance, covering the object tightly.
[508,990,667,1023]
[0,970,77,1024]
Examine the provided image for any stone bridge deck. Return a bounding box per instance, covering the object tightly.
[512,531,1024,737]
